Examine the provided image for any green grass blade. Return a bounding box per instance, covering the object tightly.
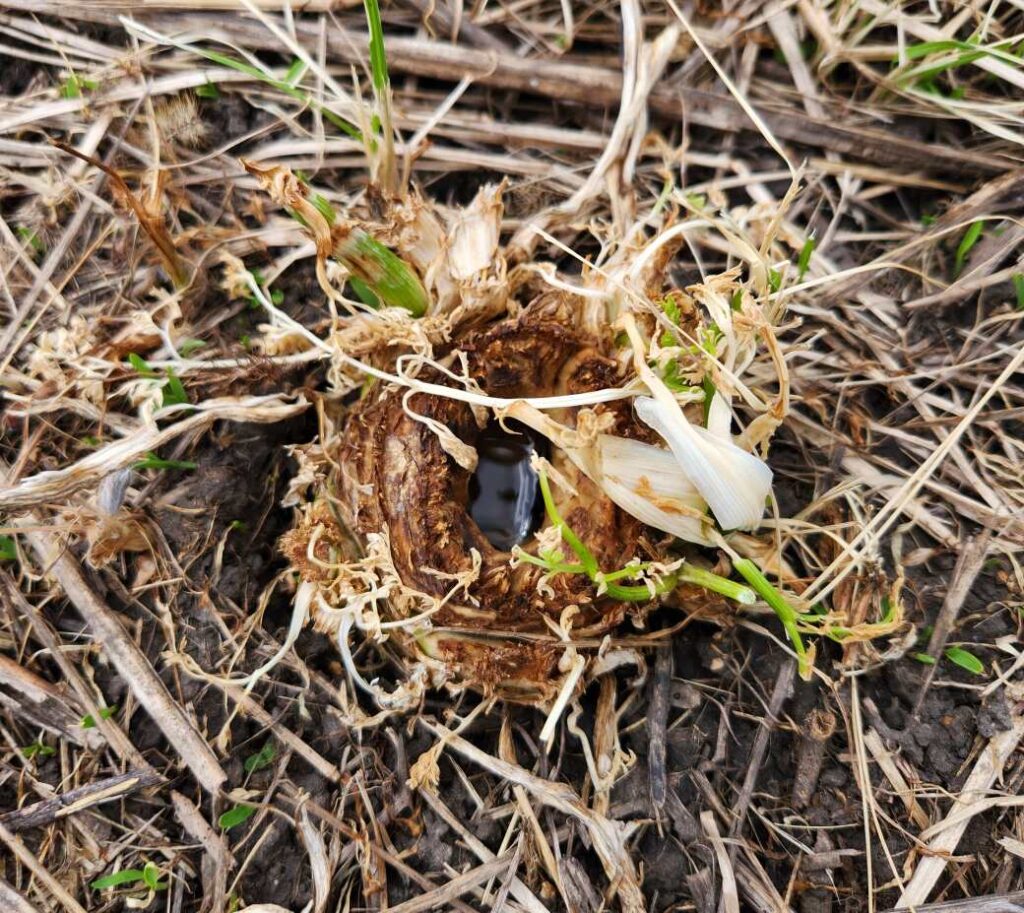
[161,370,189,408]
[360,0,396,190]
[194,47,359,139]
[91,869,146,891]
[133,453,197,472]
[81,706,117,728]
[362,0,389,93]
[797,234,816,280]
[1012,273,1024,309]
[944,645,985,675]
[348,275,381,308]
[898,37,1024,85]
[955,220,984,275]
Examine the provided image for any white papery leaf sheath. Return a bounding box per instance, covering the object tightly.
[634,396,772,531]
[597,434,713,545]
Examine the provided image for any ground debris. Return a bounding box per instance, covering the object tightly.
[0,2,1021,912]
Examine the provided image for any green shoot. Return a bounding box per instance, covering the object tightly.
[661,360,699,394]
[650,175,675,218]
[244,741,276,773]
[677,564,755,604]
[530,468,756,605]
[195,81,219,100]
[142,863,167,892]
[133,453,197,472]
[698,324,722,425]
[0,535,16,562]
[91,862,167,893]
[310,192,337,225]
[1012,273,1024,309]
[661,297,682,324]
[128,353,191,408]
[733,558,811,679]
[348,276,381,308]
[954,220,984,275]
[219,804,257,830]
[944,645,984,675]
[914,645,985,675]
[60,72,98,99]
[16,226,44,256]
[127,352,158,378]
[161,370,189,408]
[537,469,598,578]
[363,0,390,95]
[22,741,56,759]
[658,295,682,346]
[178,338,207,357]
[896,37,1023,88]
[56,74,75,99]
[797,234,816,281]
[701,377,716,424]
[360,376,378,399]
[91,870,147,891]
[283,57,307,87]
[81,706,117,728]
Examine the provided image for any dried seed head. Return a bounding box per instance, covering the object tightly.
[242,159,334,258]
[154,94,206,148]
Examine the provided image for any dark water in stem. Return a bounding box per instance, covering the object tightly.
[468,420,547,551]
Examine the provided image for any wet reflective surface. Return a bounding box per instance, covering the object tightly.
[468,420,547,551]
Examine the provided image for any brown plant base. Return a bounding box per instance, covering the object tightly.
[284,296,721,700]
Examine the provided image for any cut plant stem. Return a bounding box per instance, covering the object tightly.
[733,557,811,678]
[791,708,836,808]
[333,229,428,317]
